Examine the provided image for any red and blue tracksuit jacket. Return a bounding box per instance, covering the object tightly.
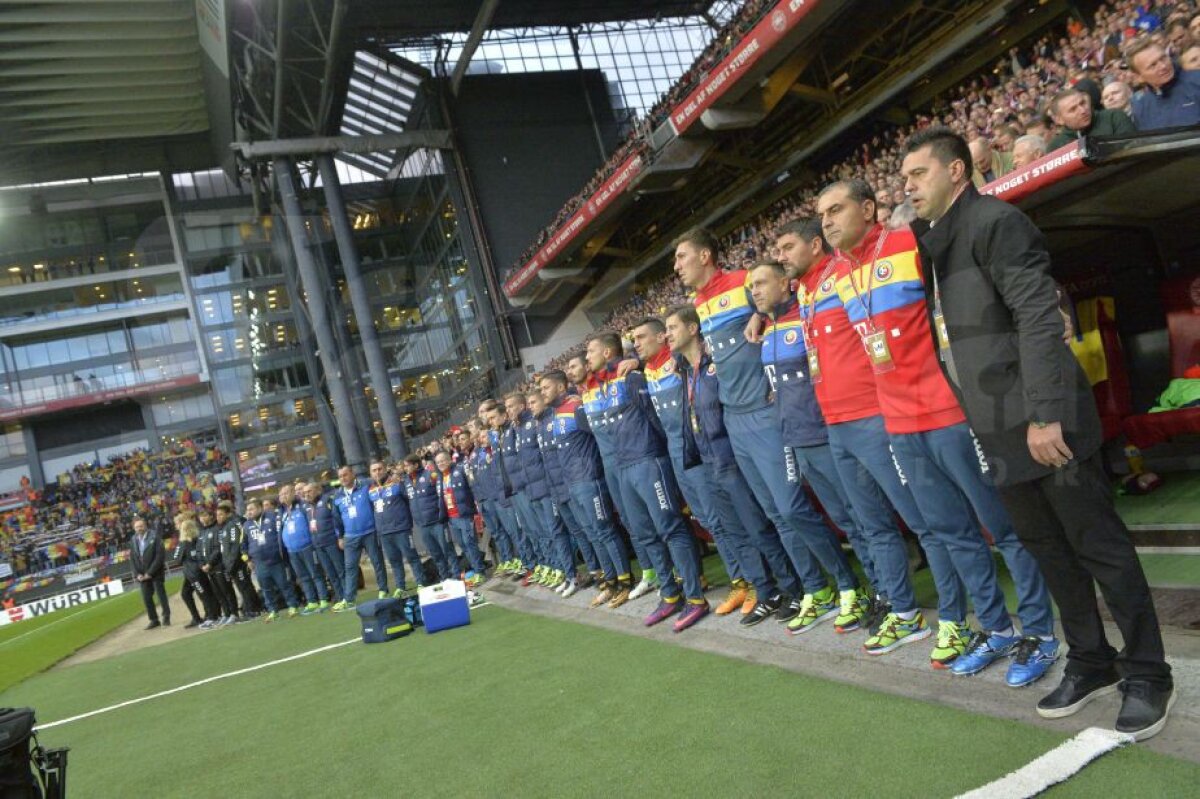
[761,297,830,448]
[693,268,772,414]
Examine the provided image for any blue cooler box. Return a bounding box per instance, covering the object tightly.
[418,580,471,633]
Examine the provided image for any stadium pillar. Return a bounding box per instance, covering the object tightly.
[21,426,44,490]
[273,157,367,474]
[316,154,408,459]
[270,210,344,470]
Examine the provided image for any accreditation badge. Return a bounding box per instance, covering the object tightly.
[806,347,822,384]
[864,330,896,374]
[933,310,951,358]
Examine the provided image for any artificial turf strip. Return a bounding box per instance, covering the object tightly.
[0,578,180,693]
[5,606,1197,798]
[1114,469,1200,526]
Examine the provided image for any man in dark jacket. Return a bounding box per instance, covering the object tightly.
[217,501,261,618]
[901,126,1173,741]
[369,460,423,597]
[435,450,486,577]
[198,507,238,624]
[305,482,345,603]
[402,454,457,581]
[1047,88,1137,149]
[130,516,170,629]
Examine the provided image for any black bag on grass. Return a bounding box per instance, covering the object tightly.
[0,707,39,798]
[356,598,413,643]
[0,707,68,799]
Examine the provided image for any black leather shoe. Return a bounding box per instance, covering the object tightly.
[775,595,802,623]
[144,621,161,630]
[162,617,171,626]
[740,594,782,627]
[1115,680,1176,741]
[184,619,201,629]
[1036,670,1119,718]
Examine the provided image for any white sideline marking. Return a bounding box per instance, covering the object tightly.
[955,727,1134,798]
[35,637,361,731]
[36,601,494,730]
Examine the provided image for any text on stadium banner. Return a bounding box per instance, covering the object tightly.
[0,579,126,626]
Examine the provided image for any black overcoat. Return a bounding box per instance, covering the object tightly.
[912,185,1102,486]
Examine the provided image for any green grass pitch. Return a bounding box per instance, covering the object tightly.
[1,601,1196,798]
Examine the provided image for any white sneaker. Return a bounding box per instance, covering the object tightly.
[555,579,570,595]
[561,580,578,599]
[628,578,657,600]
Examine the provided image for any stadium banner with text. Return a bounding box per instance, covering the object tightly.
[504,152,645,296]
[980,141,1089,204]
[0,579,126,626]
[669,0,822,136]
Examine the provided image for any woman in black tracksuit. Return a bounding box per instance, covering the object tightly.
[173,515,220,628]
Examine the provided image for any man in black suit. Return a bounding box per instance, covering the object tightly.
[899,126,1173,741]
[130,516,171,629]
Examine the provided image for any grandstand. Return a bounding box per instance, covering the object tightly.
[0,0,1197,795]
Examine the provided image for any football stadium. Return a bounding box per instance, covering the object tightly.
[1,0,1198,796]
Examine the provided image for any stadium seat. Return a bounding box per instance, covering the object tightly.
[1122,274,1200,449]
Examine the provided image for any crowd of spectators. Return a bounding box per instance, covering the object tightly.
[716,0,1200,269]
[487,0,1199,415]
[503,0,776,283]
[1,443,234,581]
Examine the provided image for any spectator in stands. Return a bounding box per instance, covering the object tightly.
[1047,87,1137,148]
[1126,36,1200,128]
[1179,41,1200,71]
[1011,134,1048,167]
[969,137,1010,185]
[129,516,170,630]
[1101,79,1135,115]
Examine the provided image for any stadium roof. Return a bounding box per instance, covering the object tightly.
[0,0,224,187]
[352,0,712,38]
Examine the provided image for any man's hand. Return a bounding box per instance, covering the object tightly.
[1060,308,1074,344]
[337,538,345,551]
[743,312,765,344]
[615,358,639,378]
[201,564,210,573]
[1027,422,1074,467]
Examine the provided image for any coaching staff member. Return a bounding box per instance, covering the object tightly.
[900,126,1173,740]
[130,516,170,629]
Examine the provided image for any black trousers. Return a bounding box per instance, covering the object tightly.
[226,561,263,614]
[208,569,239,617]
[139,577,170,624]
[181,573,220,621]
[998,451,1171,686]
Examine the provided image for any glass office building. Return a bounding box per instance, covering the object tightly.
[0,103,504,494]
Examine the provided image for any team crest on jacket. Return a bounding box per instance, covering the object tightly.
[717,295,731,308]
[662,359,674,372]
[783,330,799,345]
[706,363,716,376]
[820,278,834,293]
[874,261,893,281]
